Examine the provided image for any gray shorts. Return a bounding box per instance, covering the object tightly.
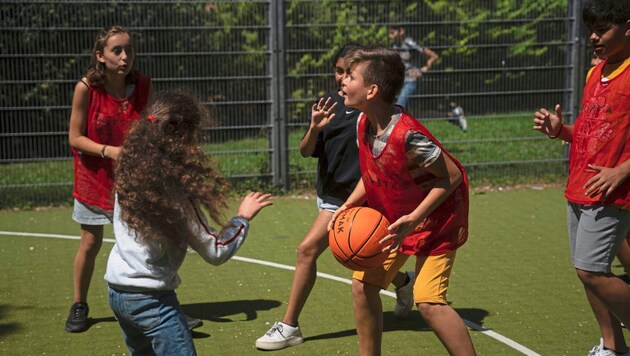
[317,196,340,213]
[567,202,630,273]
[72,199,113,225]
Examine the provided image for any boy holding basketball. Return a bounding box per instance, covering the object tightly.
[331,45,475,355]
[533,1,630,354]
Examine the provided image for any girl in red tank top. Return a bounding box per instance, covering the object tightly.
[65,26,151,333]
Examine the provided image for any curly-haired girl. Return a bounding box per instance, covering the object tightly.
[105,89,272,355]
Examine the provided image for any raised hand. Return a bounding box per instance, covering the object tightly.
[533,104,563,138]
[310,97,338,131]
[237,192,273,221]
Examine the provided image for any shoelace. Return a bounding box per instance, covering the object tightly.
[71,306,87,320]
[266,323,284,336]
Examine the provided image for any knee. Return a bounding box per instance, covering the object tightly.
[417,302,441,319]
[295,240,321,263]
[80,235,103,254]
[575,268,605,289]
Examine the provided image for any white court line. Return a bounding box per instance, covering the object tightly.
[0,230,541,356]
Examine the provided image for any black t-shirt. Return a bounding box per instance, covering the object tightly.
[310,91,362,207]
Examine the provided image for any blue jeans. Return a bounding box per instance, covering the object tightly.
[395,80,417,108]
[108,286,196,356]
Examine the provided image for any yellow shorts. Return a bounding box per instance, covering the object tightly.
[352,251,457,304]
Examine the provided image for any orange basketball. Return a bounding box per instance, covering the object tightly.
[329,207,391,271]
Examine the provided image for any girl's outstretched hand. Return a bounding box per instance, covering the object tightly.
[311,97,338,130]
[237,192,273,221]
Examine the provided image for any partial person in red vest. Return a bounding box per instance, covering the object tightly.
[533,1,630,354]
[66,25,151,333]
[330,45,475,356]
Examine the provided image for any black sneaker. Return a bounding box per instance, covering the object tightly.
[65,302,89,332]
[185,314,203,330]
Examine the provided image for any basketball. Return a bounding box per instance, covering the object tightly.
[328,207,391,271]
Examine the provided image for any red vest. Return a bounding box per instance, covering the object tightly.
[565,61,630,208]
[358,113,469,256]
[73,75,151,210]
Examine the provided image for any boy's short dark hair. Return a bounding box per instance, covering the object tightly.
[345,45,405,104]
[583,0,630,25]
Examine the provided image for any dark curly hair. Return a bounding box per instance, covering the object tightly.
[115,89,229,246]
[583,0,630,25]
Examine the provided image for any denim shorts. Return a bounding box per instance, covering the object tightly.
[72,199,113,225]
[567,203,630,273]
[317,196,340,213]
[108,286,196,355]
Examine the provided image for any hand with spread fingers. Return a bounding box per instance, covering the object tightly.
[310,96,338,131]
[533,104,564,139]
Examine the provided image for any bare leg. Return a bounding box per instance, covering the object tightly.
[417,303,476,356]
[352,279,383,356]
[616,237,630,279]
[73,224,104,303]
[578,269,630,352]
[584,287,627,352]
[282,210,332,325]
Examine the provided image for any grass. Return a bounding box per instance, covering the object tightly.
[0,188,628,355]
[0,112,566,208]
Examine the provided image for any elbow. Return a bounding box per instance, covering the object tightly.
[204,254,229,266]
[68,136,79,150]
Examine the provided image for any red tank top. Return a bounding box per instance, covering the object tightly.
[358,113,469,256]
[72,74,151,210]
[565,61,630,208]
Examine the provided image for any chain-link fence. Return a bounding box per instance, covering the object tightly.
[1,0,586,208]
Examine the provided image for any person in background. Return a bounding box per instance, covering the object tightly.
[388,24,468,132]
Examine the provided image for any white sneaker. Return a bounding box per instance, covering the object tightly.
[255,321,304,350]
[588,339,630,356]
[452,106,468,132]
[589,339,604,356]
[393,271,415,318]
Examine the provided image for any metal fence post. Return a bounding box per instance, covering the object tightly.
[270,0,289,189]
[565,0,587,164]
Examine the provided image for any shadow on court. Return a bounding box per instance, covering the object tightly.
[303,307,489,342]
[181,299,281,324]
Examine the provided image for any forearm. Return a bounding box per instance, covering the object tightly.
[299,127,320,157]
[411,165,461,222]
[69,135,116,158]
[191,216,250,266]
[553,123,573,143]
[344,179,367,207]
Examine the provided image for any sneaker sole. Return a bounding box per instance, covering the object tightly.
[65,323,89,333]
[255,337,304,350]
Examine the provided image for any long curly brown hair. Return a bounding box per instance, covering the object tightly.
[115,89,229,246]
